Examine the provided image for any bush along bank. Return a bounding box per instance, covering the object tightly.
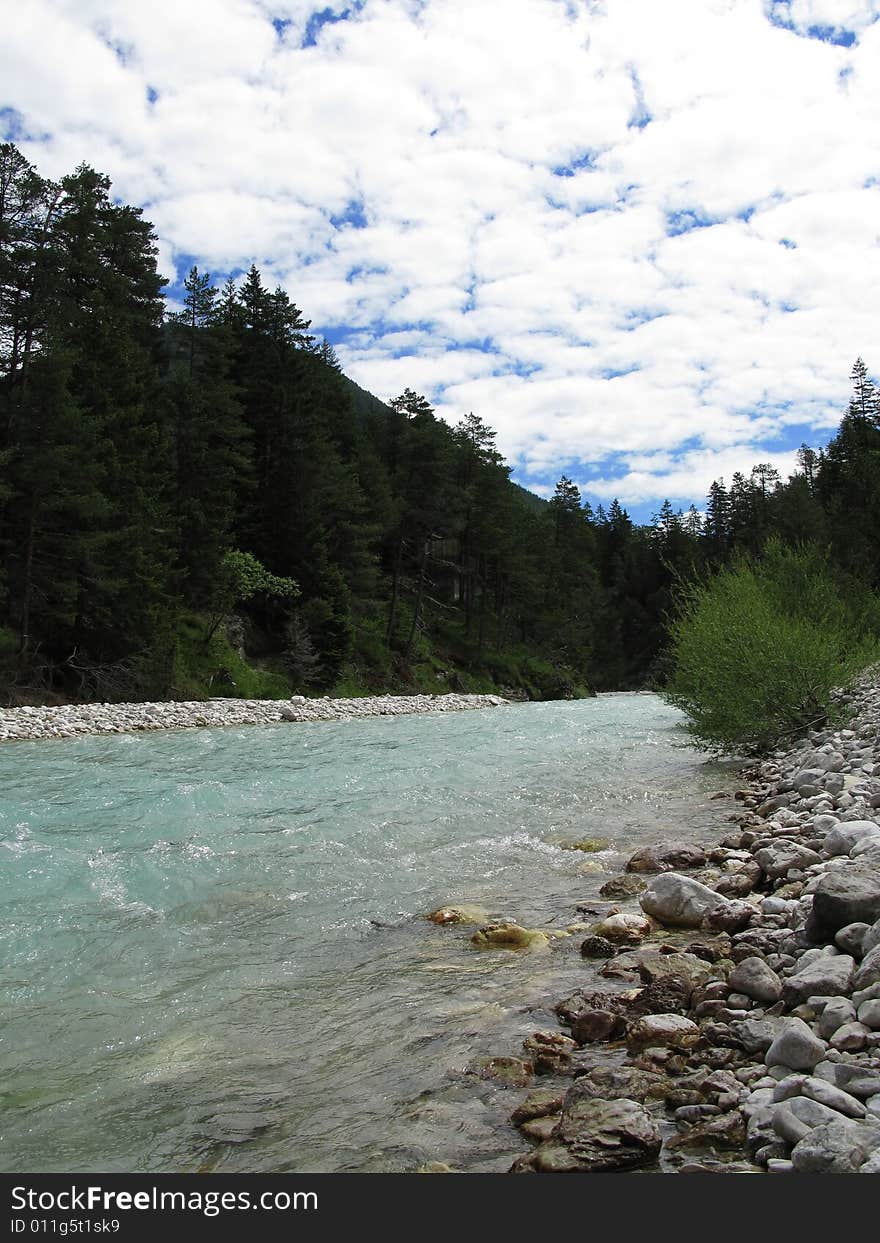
[449,671,880,1174]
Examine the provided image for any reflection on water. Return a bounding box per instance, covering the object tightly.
[0,694,736,1171]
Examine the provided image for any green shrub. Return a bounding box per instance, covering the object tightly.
[171,615,291,701]
[663,541,879,755]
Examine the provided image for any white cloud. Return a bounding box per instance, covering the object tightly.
[582,445,801,506]
[2,0,879,508]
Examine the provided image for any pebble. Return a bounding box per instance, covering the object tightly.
[0,693,508,742]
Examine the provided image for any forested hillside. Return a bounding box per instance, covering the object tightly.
[1,142,878,705]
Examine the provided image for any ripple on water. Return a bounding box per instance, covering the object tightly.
[0,694,735,1171]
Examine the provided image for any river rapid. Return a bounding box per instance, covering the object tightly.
[0,693,738,1172]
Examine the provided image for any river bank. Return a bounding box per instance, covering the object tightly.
[0,691,508,743]
[443,672,880,1174]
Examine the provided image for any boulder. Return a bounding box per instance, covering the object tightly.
[765,1019,827,1072]
[715,872,757,899]
[729,1015,790,1055]
[790,1120,879,1173]
[830,1021,870,1052]
[862,918,880,955]
[773,1096,852,1144]
[639,873,728,928]
[815,1065,880,1100]
[665,1110,747,1151]
[754,842,823,879]
[564,1065,671,1104]
[781,953,856,1006]
[858,999,880,1029]
[626,842,706,874]
[801,1077,867,1118]
[854,942,880,990]
[728,956,782,1004]
[626,1013,701,1052]
[818,997,856,1040]
[634,950,717,997]
[599,874,647,899]
[571,1009,628,1044]
[530,1096,662,1173]
[823,821,880,858]
[810,864,880,938]
[835,922,870,956]
[593,912,652,944]
[705,899,755,933]
[628,976,692,1016]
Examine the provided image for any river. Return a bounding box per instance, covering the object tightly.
[0,693,737,1172]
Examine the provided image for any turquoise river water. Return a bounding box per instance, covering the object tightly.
[0,693,737,1172]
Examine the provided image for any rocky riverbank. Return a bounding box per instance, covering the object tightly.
[438,671,880,1174]
[0,692,508,743]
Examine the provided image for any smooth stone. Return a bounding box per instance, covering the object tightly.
[823,821,880,857]
[818,997,857,1040]
[790,1120,878,1173]
[835,922,871,956]
[639,873,728,929]
[593,912,652,944]
[754,842,822,878]
[728,956,782,1004]
[811,866,880,937]
[730,1015,790,1054]
[854,942,880,989]
[765,1018,827,1071]
[705,899,754,933]
[626,1013,701,1051]
[773,1096,854,1144]
[801,1076,867,1118]
[830,1021,871,1052]
[853,981,880,1008]
[858,999,880,1029]
[772,1074,807,1102]
[767,1158,795,1172]
[570,1009,627,1044]
[781,953,856,1007]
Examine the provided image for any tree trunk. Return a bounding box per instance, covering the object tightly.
[477,554,487,660]
[405,538,428,653]
[18,495,37,664]
[386,535,404,644]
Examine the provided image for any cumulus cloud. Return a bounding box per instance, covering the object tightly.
[2,0,879,512]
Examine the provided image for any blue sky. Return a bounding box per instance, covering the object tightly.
[3,0,880,521]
